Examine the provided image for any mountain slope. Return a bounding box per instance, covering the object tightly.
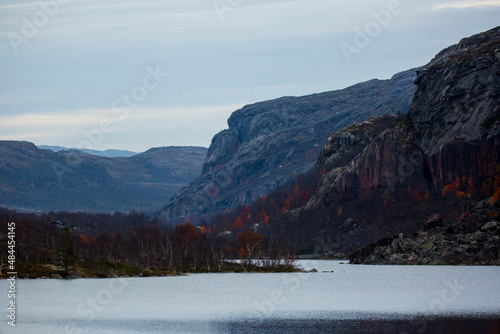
[0,142,207,213]
[159,69,417,222]
[303,26,500,256]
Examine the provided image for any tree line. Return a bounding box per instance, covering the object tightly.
[0,209,296,276]
[1,165,498,276]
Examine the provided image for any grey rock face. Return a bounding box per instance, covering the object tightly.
[409,26,500,188]
[159,69,417,222]
[308,27,500,211]
[482,221,499,232]
[304,27,500,262]
[307,112,428,209]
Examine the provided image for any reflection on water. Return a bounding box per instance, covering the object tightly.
[216,317,500,334]
[21,316,500,334]
[1,261,499,334]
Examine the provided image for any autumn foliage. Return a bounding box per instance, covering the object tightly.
[441,176,475,199]
[0,208,295,274]
[490,173,500,204]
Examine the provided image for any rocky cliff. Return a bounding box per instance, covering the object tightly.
[410,28,500,188]
[0,142,207,213]
[311,26,500,207]
[160,69,417,222]
[304,26,500,258]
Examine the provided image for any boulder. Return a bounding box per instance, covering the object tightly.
[481,221,499,232]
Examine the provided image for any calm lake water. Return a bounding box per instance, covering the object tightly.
[1,261,499,333]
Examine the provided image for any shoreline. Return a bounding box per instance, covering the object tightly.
[1,260,302,279]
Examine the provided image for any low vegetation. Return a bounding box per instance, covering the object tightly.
[0,210,298,279]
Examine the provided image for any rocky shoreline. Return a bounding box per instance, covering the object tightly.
[350,199,500,265]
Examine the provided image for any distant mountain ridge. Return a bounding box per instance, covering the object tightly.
[38,145,138,158]
[159,68,418,222]
[0,142,207,213]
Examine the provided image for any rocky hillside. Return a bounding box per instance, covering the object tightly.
[310,26,500,208]
[160,69,417,222]
[303,26,500,257]
[349,200,500,265]
[0,142,207,213]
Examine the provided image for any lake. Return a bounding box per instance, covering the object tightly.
[1,261,499,333]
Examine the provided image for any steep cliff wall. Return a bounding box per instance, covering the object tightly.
[410,27,500,188]
[160,70,417,222]
[300,27,500,255]
[309,27,499,209]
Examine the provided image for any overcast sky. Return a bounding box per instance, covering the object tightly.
[0,0,499,152]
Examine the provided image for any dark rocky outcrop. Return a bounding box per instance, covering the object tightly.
[306,26,500,262]
[350,200,500,265]
[410,26,500,189]
[308,27,500,211]
[159,69,417,222]
[305,114,421,208]
[0,142,207,213]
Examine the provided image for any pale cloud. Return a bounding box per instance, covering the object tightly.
[0,0,499,150]
[0,110,106,127]
[432,0,500,10]
[0,105,240,151]
[0,2,38,10]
